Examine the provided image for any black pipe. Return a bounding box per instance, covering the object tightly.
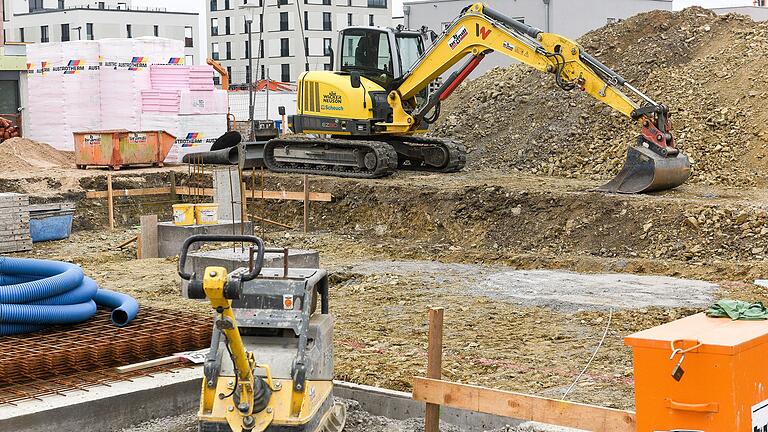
[483,5,542,39]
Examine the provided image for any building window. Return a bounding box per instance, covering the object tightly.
[41,25,49,43]
[246,65,251,83]
[278,0,288,5]
[29,0,42,12]
[210,0,217,11]
[211,18,219,36]
[281,38,289,57]
[185,26,194,47]
[323,0,330,4]
[323,38,332,56]
[226,41,232,59]
[304,37,309,57]
[280,12,289,31]
[185,54,194,65]
[244,17,250,34]
[225,17,231,35]
[347,13,352,26]
[324,63,331,71]
[281,64,290,82]
[126,24,132,38]
[58,0,65,9]
[98,1,104,9]
[304,11,308,31]
[87,23,94,40]
[260,65,265,80]
[369,14,374,26]
[212,42,220,60]
[224,0,230,9]
[368,0,386,7]
[259,39,264,58]
[61,24,70,42]
[153,25,159,37]
[260,14,264,32]
[323,12,331,31]
[226,66,232,83]
[19,28,25,43]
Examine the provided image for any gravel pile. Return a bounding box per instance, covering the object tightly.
[433,7,768,188]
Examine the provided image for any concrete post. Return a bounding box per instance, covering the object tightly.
[213,166,242,222]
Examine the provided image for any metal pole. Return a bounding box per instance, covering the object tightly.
[265,69,270,121]
[247,19,255,141]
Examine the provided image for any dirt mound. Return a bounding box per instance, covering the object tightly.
[433,7,768,188]
[0,137,74,171]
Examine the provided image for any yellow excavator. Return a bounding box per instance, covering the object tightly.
[266,2,690,193]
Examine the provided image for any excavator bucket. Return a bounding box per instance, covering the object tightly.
[597,145,691,194]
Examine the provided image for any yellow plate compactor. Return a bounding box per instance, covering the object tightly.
[179,235,346,432]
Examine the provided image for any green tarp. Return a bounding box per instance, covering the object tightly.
[706,300,768,320]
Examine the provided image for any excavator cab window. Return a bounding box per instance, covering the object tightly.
[395,33,424,75]
[341,28,394,88]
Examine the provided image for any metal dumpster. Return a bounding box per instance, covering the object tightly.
[73,129,176,170]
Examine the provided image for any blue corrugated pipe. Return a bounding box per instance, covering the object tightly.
[0,257,139,336]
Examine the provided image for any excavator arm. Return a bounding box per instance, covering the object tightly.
[386,3,691,193]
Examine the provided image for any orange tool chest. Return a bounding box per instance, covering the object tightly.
[625,313,768,432]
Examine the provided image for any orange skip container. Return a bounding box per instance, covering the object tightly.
[625,312,768,432]
[73,129,176,170]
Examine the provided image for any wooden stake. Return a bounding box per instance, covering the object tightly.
[116,235,138,249]
[107,174,114,230]
[303,174,309,234]
[140,215,159,259]
[425,307,444,432]
[136,234,142,259]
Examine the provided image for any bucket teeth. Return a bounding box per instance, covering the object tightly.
[597,145,692,194]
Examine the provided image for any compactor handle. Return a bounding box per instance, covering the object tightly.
[178,234,265,283]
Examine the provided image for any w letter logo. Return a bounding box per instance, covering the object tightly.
[476,24,492,40]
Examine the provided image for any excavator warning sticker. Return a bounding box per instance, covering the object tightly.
[754,399,768,431]
[448,25,469,50]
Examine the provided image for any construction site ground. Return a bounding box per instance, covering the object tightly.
[13,168,768,419]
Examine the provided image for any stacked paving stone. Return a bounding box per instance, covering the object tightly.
[0,193,31,253]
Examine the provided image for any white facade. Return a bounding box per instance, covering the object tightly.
[2,0,199,63]
[208,0,392,84]
[403,0,673,78]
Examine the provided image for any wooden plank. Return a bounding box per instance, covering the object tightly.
[424,307,444,432]
[412,378,636,432]
[140,215,159,259]
[116,356,183,373]
[117,235,138,249]
[86,185,332,202]
[249,214,294,229]
[107,174,114,230]
[86,187,172,199]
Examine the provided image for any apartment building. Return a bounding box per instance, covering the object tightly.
[2,0,199,64]
[208,0,392,85]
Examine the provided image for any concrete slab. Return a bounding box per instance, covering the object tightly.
[337,260,718,312]
[157,220,253,257]
[0,367,202,432]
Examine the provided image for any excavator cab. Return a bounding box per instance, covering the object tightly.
[337,26,426,86]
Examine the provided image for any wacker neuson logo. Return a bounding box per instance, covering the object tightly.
[448,25,469,50]
[322,91,342,104]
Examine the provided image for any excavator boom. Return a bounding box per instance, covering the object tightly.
[386,3,691,193]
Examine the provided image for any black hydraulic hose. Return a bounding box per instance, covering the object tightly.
[579,51,626,86]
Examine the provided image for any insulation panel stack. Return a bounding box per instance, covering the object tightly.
[0,193,32,253]
[141,64,227,163]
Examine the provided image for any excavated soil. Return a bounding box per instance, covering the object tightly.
[434,7,768,188]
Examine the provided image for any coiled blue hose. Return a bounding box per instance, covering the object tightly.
[0,257,139,336]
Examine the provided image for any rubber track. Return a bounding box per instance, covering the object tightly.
[386,135,467,173]
[264,137,399,179]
